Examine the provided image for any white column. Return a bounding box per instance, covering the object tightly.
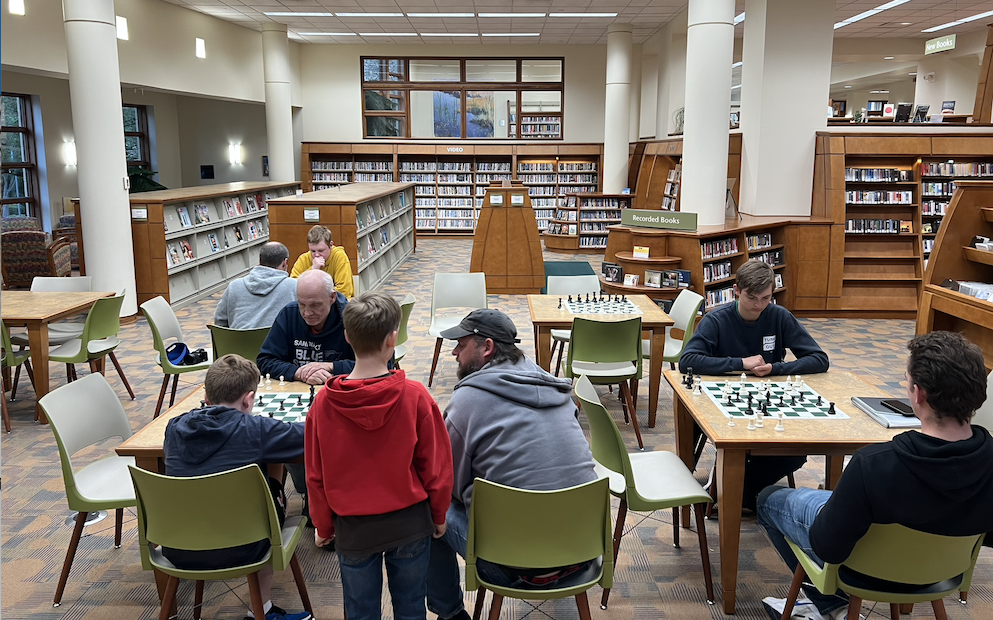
[603,24,633,194]
[261,23,295,182]
[655,26,673,138]
[630,43,643,142]
[63,0,137,315]
[739,0,834,216]
[681,0,735,226]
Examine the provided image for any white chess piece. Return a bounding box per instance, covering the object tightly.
[746,415,756,431]
[740,372,747,386]
[265,373,272,391]
[693,376,702,396]
[775,413,785,432]
[279,375,286,386]
[755,410,764,428]
[727,417,735,427]
[785,375,792,388]
[795,375,802,387]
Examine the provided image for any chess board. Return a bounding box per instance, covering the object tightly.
[565,298,642,315]
[253,392,313,423]
[701,381,849,420]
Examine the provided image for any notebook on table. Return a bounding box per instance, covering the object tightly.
[851,397,921,429]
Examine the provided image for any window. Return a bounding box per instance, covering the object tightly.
[123,104,151,169]
[360,57,565,140]
[1,93,39,218]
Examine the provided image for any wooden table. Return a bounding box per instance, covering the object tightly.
[666,369,898,614]
[1,290,113,422]
[528,294,673,427]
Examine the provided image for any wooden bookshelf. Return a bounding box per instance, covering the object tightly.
[917,181,993,369]
[629,135,742,212]
[267,183,415,294]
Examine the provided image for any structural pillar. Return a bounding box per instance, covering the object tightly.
[63,0,137,315]
[739,0,834,216]
[603,23,633,194]
[630,43,644,142]
[261,23,295,182]
[681,0,735,226]
[655,10,688,139]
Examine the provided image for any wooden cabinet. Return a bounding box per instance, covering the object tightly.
[267,183,415,294]
[470,182,545,294]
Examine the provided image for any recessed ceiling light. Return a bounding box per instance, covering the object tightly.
[195,37,206,59]
[481,33,541,36]
[263,12,335,17]
[420,33,479,37]
[407,13,475,18]
[731,84,742,89]
[549,13,618,18]
[299,32,357,36]
[901,22,911,25]
[478,13,546,18]
[338,13,405,18]
[884,56,895,60]
[922,9,993,32]
[358,32,418,36]
[835,0,912,30]
[734,12,745,25]
[731,61,743,68]
[845,85,852,88]
[909,72,917,76]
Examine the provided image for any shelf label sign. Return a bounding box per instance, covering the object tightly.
[303,208,320,222]
[489,194,504,206]
[131,207,148,221]
[925,34,955,55]
[510,194,525,206]
[622,209,697,231]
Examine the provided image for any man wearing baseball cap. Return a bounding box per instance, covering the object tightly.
[426,309,597,620]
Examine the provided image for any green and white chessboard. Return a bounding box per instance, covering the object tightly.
[702,381,849,420]
[253,392,313,423]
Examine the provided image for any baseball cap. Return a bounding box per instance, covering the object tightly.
[439,309,521,344]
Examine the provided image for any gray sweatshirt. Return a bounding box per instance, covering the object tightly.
[445,356,597,508]
[214,265,297,330]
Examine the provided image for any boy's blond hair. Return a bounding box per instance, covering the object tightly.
[205,354,260,405]
[307,225,333,246]
[736,260,775,295]
[343,292,401,355]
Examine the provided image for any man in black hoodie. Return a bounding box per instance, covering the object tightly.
[757,331,993,620]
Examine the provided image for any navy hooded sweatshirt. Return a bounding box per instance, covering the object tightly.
[256,294,356,381]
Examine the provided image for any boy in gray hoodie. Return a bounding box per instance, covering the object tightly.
[214,242,297,330]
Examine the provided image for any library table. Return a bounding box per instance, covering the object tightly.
[1,290,113,423]
[665,369,898,614]
[528,294,673,427]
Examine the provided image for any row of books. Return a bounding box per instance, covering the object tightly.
[356,196,405,228]
[312,161,353,171]
[921,162,993,177]
[437,174,472,183]
[923,239,935,254]
[703,260,733,284]
[922,221,940,234]
[168,194,267,231]
[354,173,393,182]
[664,182,678,196]
[166,223,265,266]
[579,236,608,248]
[313,172,350,182]
[662,196,678,210]
[476,173,512,183]
[921,182,956,197]
[846,190,914,204]
[745,232,773,251]
[845,168,913,182]
[667,168,681,182]
[355,162,392,171]
[521,116,561,124]
[701,237,739,259]
[546,223,578,235]
[560,185,597,194]
[519,124,561,134]
[439,186,472,196]
[706,286,735,309]
[751,249,785,267]
[571,198,627,208]
[846,219,913,233]
[580,222,610,232]
[558,174,597,184]
[477,162,512,171]
[520,174,557,184]
[517,163,555,172]
[559,162,597,171]
[400,174,437,183]
[922,200,948,215]
[579,210,622,220]
[554,210,578,221]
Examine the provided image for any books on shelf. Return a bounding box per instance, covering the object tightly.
[752,249,785,267]
[899,220,913,233]
[846,219,908,233]
[194,203,210,224]
[775,273,784,290]
[706,286,734,309]
[233,226,244,243]
[844,168,913,182]
[745,233,773,251]
[177,206,193,228]
[602,262,623,283]
[701,237,738,259]
[207,233,220,253]
[179,239,194,261]
[568,224,577,235]
[921,162,993,177]
[703,260,733,283]
[921,182,956,197]
[644,270,662,288]
[623,273,640,287]
[674,269,691,288]
[845,190,914,204]
[222,199,237,217]
[167,243,182,266]
[661,270,678,288]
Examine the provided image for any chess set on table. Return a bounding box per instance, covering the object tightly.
[560,292,642,315]
[253,373,315,422]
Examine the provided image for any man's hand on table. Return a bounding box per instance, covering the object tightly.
[295,362,335,385]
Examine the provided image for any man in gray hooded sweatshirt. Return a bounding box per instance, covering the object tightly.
[426,309,597,620]
[214,242,298,329]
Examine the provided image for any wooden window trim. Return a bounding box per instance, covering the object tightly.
[123,104,151,169]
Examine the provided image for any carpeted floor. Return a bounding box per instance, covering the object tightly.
[2,238,990,620]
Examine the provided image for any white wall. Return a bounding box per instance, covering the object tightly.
[641,53,659,139]
[914,54,983,116]
[177,96,269,186]
[842,81,918,117]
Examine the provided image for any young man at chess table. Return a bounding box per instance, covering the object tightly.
[757,331,993,620]
[163,354,311,620]
[679,260,829,511]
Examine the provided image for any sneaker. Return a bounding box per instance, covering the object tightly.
[301,494,311,526]
[761,596,825,620]
[826,607,864,620]
[245,605,313,620]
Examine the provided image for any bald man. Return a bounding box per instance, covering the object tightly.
[257,270,356,385]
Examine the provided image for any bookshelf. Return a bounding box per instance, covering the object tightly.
[267,183,415,294]
[917,181,993,369]
[519,115,563,139]
[577,193,632,250]
[919,159,993,268]
[662,164,681,211]
[542,199,579,251]
[629,135,741,212]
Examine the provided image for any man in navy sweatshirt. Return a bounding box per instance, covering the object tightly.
[679,260,829,510]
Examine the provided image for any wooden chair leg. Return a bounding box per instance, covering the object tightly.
[780,564,807,620]
[889,603,901,620]
[1,387,10,433]
[108,352,136,400]
[88,359,102,375]
[472,587,487,620]
[66,364,75,383]
[23,358,34,387]
[194,580,205,620]
[153,375,170,419]
[619,381,644,450]
[290,553,314,614]
[931,598,949,620]
[247,572,268,620]
[168,374,180,407]
[787,472,796,489]
[114,508,123,548]
[899,603,914,614]
[601,498,627,609]
[157,575,180,620]
[553,341,565,377]
[487,593,504,620]
[959,590,968,604]
[693,503,715,603]
[705,467,718,519]
[672,507,680,547]
[11,364,21,401]
[428,338,443,387]
[54,511,88,606]
[631,378,639,411]
[847,596,863,620]
[576,591,593,620]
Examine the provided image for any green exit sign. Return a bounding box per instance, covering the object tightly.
[925,34,956,55]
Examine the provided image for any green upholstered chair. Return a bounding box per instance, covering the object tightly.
[545,274,602,377]
[427,272,487,387]
[208,324,271,363]
[129,464,312,620]
[780,524,985,620]
[465,477,612,620]
[49,294,134,400]
[1,317,34,407]
[39,373,137,606]
[565,316,645,449]
[393,293,416,367]
[575,375,715,608]
[141,296,213,419]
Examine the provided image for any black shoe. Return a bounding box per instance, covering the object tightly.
[301,494,311,526]
[444,610,472,620]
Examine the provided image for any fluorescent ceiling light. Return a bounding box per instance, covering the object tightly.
[116,16,128,40]
[922,10,993,33]
[263,12,334,17]
[359,32,418,36]
[8,0,24,15]
[884,56,895,59]
[549,13,618,18]
[195,37,206,59]
[407,13,475,18]
[734,12,745,25]
[731,61,743,68]
[481,33,541,37]
[845,85,852,88]
[835,0,911,30]
[869,90,890,94]
[731,84,742,89]
[337,13,405,18]
[478,13,546,18]
[299,32,357,36]
[420,33,479,37]
[909,72,917,75]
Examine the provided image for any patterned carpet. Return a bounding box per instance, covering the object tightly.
[2,238,990,620]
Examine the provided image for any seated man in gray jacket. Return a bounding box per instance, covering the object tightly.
[426,309,598,620]
[214,242,297,330]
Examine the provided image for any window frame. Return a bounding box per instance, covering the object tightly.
[123,104,151,169]
[1,92,41,219]
[359,57,566,140]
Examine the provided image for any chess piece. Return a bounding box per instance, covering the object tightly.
[279,375,286,387]
[790,395,796,407]
[586,293,590,303]
[692,376,702,395]
[297,395,303,406]
[795,375,802,388]
[727,395,733,406]
[766,390,772,402]
[268,410,275,418]
[740,372,747,386]
[747,415,756,431]
[568,295,573,303]
[265,374,272,391]
[785,375,792,389]
[258,395,263,406]
[775,414,785,432]
[310,385,316,402]
[200,400,206,408]
[779,395,785,406]
[755,411,764,428]
[727,418,735,427]
[828,402,836,415]
[817,395,823,406]
[279,400,285,411]
[558,297,562,309]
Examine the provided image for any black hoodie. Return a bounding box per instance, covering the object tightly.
[810,426,993,564]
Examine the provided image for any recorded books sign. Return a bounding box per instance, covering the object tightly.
[621,209,698,231]
[925,34,955,55]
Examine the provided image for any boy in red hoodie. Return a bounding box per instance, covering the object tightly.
[305,291,453,620]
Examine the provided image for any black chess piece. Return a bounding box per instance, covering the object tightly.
[297,395,303,406]
[761,402,768,415]
[310,385,316,402]
[779,395,785,406]
[798,392,804,402]
[828,402,836,415]
[746,407,752,416]
[279,400,285,411]
[268,410,275,418]
[558,297,562,309]
[817,395,823,406]
[735,392,741,403]
[790,395,796,407]
[621,295,627,302]
[727,395,733,406]
[258,395,263,407]
[568,295,573,303]
[766,390,771,401]
[586,293,590,303]
[200,400,206,408]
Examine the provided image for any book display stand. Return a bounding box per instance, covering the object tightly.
[470,181,545,294]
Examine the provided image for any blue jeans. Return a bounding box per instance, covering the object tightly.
[426,503,517,619]
[756,486,848,616]
[338,535,431,620]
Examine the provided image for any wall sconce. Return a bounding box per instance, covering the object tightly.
[116,16,129,40]
[9,0,25,16]
[65,142,77,166]
[195,37,206,59]
[229,144,243,165]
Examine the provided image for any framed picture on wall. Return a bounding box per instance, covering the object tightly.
[262,156,269,177]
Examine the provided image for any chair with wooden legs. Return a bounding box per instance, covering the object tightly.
[129,464,313,620]
[39,373,137,607]
[1,353,10,433]
[779,524,985,620]
[8,276,94,348]
[393,293,416,367]
[1,318,35,412]
[574,375,715,608]
[208,324,271,362]
[427,273,487,387]
[141,296,213,419]
[545,275,601,377]
[564,316,646,449]
[49,294,135,399]
[466,477,612,620]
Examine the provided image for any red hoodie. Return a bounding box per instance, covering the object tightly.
[304,370,454,540]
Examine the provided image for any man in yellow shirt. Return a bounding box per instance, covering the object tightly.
[290,225,355,298]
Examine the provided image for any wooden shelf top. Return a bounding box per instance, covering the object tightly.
[963,246,993,267]
[614,251,681,265]
[129,181,300,204]
[269,183,415,206]
[842,275,921,282]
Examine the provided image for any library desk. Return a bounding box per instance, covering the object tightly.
[528,294,673,426]
[665,369,897,614]
[1,290,113,423]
